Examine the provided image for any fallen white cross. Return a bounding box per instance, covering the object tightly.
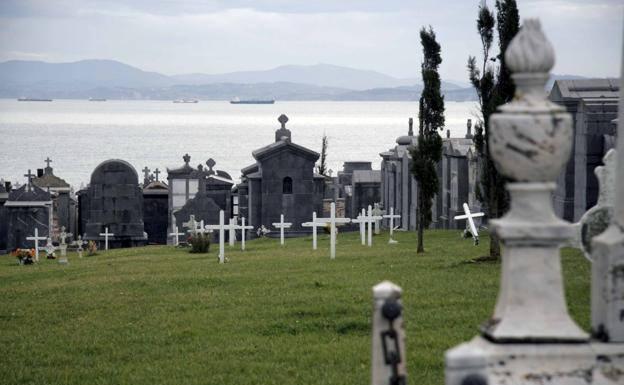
[453,202,485,246]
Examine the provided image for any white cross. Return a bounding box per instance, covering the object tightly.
[301,211,322,250]
[362,205,383,247]
[315,202,351,259]
[183,215,199,236]
[169,225,185,246]
[72,235,87,258]
[205,210,239,263]
[240,217,254,251]
[350,208,367,246]
[26,228,46,261]
[453,202,485,246]
[272,214,292,246]
[229,217,237,246]
[99,227,114,250]
[383,207,401,241]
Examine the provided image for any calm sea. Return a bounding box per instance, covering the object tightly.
[0,99,478,188]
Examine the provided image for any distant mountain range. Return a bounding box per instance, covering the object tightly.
[0,59,583,102]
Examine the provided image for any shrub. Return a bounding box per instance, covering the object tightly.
[189,233,210,253]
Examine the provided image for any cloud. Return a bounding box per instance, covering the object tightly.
[0,0,620,81]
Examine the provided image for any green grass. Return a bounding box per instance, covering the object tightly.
[0,230,590,385]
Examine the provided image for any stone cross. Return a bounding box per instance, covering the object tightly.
[24,169,35,192]
[453,203,484,246]
[278,114,288,129]
[58,226,73,259]
[350,208,367,246]
[99,227,114,251]
[154,168,160,181]
[363,205,383,247]
[26,227,46,261]
[272,214,292,246]
[72,235,87,258]
[229,217,237,246]
[590,31,624,342]
[315,202,351,259]
[183,215,199,236]
[372,203,384,235]
[301,211,321,250]
[204,210,230,263]
[169,225,185,246]
[383,207,401,241]
[371,281,407,385]
[142,166,150,182]
[183,153,191,165]
[44,238,57,258]
[206,158,216,175]
[239,217,254,251]
[44,157,52,168]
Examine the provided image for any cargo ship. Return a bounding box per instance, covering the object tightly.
[230,97,275,105]
[89,98,107,102]
[173,99,199,103]
[17,98,53,102]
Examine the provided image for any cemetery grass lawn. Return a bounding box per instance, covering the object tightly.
[0,230,590,385]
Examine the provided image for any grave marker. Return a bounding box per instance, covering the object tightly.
[301,211,321,250]
[72,235,87,258]
[315,202,351,259]
[99,227,114,251]
[363,205,383,247]
[239,217,254,251]
[350,208,367,245]
[383,207,401,242]
[169,225,185,246]
[26,228,46,261]
[453,203,484,246]
[272,214,292,246]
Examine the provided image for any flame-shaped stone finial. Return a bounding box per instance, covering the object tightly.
[505,19,555,74]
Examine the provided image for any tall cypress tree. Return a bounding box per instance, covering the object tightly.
[468,0,519,260]
[410,26,444,253]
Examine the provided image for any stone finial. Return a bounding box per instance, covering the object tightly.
[183,153,191,165]
[278,114,289,129]
[408,118,413,136]
[206,158,216,175]
[154,168,160,181]
[446,129,450,139]
[23,169,35,192]
[505,19,555,74]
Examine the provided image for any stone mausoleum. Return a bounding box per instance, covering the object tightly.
[81,159,147,248]
[236,114,325,237]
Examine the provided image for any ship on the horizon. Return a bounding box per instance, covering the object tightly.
[173,99,199,103]
[89,97,107,102]
[230,97,275,105]
[17,97,53,102]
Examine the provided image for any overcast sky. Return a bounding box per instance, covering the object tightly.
[0,0,621,82]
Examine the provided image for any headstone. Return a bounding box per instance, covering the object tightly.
[99,227,114,251]
[183,215,200,236]
[272,214,292,246]
[84,159,146,248]
[452,203,484,246]
[314,202,351,259]
[44,237,57,259]
[26,227,46,261]
[169,225,185,246]
[240,217,254,251]
[350,208,367,245]
[57,226,72,263]
[205,210,236,263]
[301,211,321,250]
[362,205,383,247]
[383,207,401,242]
[371,281,407,385]
[72,235,87,258]
[445,19,624,385]
[372,203,384,235]
[571,149,616,260]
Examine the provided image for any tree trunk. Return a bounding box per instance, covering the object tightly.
[417,200,425,253]
[488,165,501,260]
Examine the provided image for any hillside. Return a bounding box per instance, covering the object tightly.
[0,230,590,385]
